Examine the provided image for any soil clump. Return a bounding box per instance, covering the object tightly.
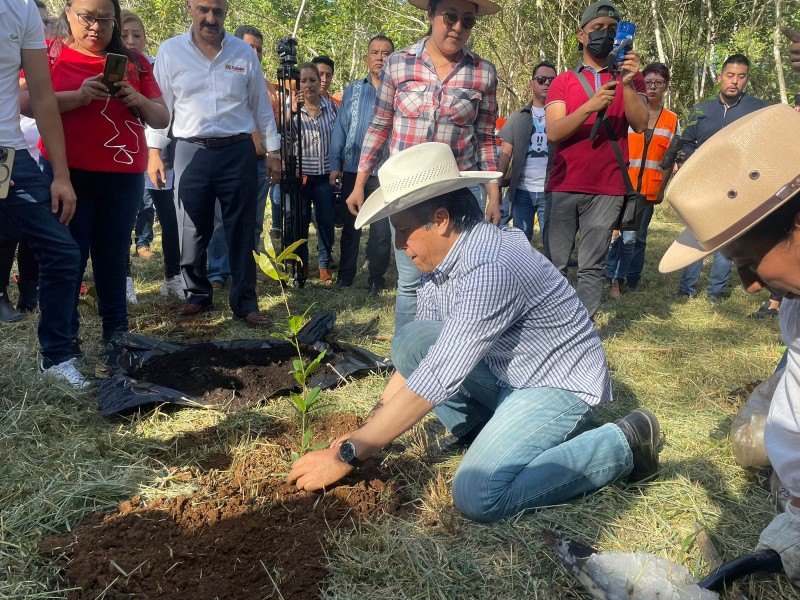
[40,414,406,599]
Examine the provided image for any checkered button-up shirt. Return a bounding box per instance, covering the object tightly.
[405,222,612,408]
[358,37,498,173]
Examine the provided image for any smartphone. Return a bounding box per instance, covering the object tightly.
[0,147,15,200]
[102,53,128,96]
[612,21,636,67]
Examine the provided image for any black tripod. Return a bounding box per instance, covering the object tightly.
[275,37,305,287]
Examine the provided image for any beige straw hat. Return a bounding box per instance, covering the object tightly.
[659,104,800,273]
[408,0,501,16]
[355,142,502,229]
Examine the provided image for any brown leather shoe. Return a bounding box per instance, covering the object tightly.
[175,303,212,316]
[135,246,155,259]
[210,280,225,291]
[237,312,271,327]
[319,268,333,285]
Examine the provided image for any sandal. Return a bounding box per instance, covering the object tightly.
[319,268,333,286]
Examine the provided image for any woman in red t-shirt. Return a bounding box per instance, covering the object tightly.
[23,0,168,348]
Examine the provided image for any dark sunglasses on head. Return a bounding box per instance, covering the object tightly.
[533,76,556,85]
[440,10,477,30]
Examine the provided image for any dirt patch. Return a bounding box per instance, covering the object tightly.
[133,344,327,407]
[40,414,407,599]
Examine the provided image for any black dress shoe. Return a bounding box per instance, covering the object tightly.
[615,408,661,483]
[0,288,23,323]
[369,282,383,296]
[16,280,39,312]
[174,303,212,317]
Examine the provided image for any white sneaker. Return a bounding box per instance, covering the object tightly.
[39,358,91,390]
[160,274,186,298]
[126,277,138,305]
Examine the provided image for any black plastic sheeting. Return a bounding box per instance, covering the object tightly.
[97,312,392,416]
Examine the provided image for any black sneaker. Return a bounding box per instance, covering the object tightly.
[369,282,383,296]
[615,408,661,483]
[750,300,779,319]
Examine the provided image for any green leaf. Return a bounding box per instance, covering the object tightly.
[308,442,328,451]
[287,315,304,335]
[252,250,288,282]
[275,238,307,264]
[285,433,301,449]
[304,350,326,377]
[290,451,300,462]
[302,428,313,447]
[289,391,306,412]
[293,371,305,387]
[305,387,320,408]
[292,359,303,373]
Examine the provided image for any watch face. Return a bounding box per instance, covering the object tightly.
[339,440,357,464]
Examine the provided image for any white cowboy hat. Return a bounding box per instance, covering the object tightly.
[355,142,502,229]
[659,104,800,273]
[409,0,502,17]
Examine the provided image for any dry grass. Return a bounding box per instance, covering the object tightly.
[1,207,797,599]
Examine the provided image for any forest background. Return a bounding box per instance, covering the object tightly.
[94,0,800,119]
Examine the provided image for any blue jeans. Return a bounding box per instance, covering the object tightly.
[392,321,633,523]
[270,183,281,232]
[254,158,269,248]
[392,185,485,331]
[2,151,80,365]
[605,202,654,285]
[207,200,230,284]
[679,250,732,296]
[42,160,142,343]
[133,183,154,249]
[512,189,546,242]
[296,174,334,270]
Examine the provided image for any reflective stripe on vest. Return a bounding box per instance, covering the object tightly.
[628,109,679,201]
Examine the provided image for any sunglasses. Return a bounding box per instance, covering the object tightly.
[440,10,477,30]
[533,76,556,85]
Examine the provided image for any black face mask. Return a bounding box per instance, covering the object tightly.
[585,28,615,59]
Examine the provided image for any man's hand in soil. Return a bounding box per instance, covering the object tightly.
[288,372,435,492]
[287,447,354,492]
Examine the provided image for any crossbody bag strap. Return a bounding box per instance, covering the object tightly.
[573,67,636,194]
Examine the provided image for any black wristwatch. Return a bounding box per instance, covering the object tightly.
[338,439,364,468]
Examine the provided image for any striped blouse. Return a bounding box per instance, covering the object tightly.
[293,96,338,175]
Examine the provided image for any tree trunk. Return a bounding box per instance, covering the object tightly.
[650,0,666,63]
[774,0,789,104]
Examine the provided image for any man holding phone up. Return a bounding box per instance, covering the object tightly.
[544,1,647,319]
[146,0,280,326]
[0,0,85,388]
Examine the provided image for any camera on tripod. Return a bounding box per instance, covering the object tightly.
[276,36,298,66]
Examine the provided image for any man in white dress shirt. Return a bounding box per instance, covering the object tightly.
[146,0,280,326]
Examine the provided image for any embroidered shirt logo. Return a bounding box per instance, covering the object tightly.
[224,64,245,73]
[10,34,20,41]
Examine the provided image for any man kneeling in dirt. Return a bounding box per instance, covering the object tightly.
[288,142,661,523]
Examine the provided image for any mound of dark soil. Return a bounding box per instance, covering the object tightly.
[40,414,406,600]
[132,343,327,408]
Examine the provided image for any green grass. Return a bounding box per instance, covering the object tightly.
[1,206,795,599]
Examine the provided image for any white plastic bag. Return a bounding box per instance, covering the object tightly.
[730,368,785,467]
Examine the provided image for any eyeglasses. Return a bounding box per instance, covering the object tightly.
[533,76,556,85]
[42,17,54,28]
[68,7,116,30]
[645,79,666,88]
[440,10,477,30]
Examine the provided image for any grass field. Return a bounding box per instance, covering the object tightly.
[1,204,796,599]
